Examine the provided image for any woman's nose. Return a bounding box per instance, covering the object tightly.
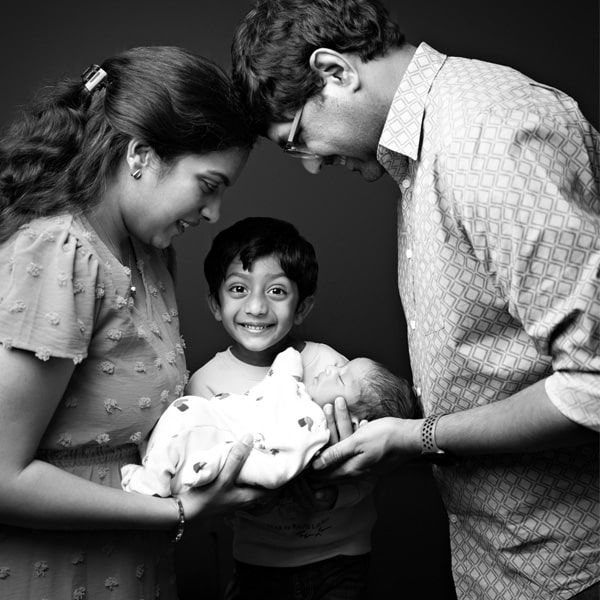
[200,196,221,223]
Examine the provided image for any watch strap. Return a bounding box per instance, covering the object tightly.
[421,414,444,453]
[420,414,457,465]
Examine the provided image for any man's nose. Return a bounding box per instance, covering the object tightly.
[301,157,324,174]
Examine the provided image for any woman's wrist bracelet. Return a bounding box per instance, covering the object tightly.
[171,496,185,543]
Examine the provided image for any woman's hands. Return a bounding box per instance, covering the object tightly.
[179,434,270,520]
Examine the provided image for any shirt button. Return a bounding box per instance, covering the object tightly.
[406,248,413,259]
[414,386,422,398]
[449,514,458,524]
[401,178,411,188]
[410,319,416,330]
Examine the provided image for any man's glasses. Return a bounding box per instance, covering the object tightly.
[283,105,320,160]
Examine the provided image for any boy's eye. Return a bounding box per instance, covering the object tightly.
[267,286,287,297]
[228,285,246,295]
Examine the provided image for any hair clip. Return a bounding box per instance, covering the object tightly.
[81,64,108,93]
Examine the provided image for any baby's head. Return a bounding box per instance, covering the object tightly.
[204,217,318,357]
[305,358,418,421]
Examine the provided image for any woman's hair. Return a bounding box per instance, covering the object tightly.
[204,216,318,304]
[0,46,256,243]
[231,0,404,133]
[355,361,420,421]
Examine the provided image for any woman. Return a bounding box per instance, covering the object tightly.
[0,46,262,599]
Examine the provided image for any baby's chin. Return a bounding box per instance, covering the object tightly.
[307,391,328,408]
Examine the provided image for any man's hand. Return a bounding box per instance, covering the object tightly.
[323,396,355,444]
[312,417,421,478]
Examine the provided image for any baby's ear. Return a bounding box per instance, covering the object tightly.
[206,294,222,322]
[294,295,315,325]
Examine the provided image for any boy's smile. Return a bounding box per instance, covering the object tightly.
[210,255,309,365]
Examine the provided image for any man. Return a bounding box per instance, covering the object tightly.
[231,1,600,599]
[232,0,600,600]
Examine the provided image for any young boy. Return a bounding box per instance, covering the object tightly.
[121,346,415,497]
[186,216,415,600]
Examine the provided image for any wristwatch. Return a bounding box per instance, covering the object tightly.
[420,414,457,466]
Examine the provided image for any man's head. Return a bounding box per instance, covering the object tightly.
[306,358,418,421]
[231,0,405,182]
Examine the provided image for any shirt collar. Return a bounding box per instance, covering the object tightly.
[378,43,447,161]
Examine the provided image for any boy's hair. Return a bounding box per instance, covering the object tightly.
[231,0,405,133]
[204,216,318,305]
[355,362,420,421]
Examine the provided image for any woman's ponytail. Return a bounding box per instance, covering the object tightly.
[0,78,92,242]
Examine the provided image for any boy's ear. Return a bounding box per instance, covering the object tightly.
[308,48,360,92]
[294,295,315,325]
[207,294,222,322]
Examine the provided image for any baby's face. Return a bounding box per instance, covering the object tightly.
[305,358,374,408]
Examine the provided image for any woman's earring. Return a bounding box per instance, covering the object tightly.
[131,169,142,180]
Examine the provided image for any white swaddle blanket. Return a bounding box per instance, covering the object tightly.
[121,347,330,496]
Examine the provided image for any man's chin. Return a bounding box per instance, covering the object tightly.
[358,165,385,182]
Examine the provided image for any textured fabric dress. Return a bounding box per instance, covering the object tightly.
[0,214,188,600]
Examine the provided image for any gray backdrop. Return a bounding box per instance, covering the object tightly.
[1,1,597,598]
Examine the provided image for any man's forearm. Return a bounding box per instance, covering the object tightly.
[434,378,598,456]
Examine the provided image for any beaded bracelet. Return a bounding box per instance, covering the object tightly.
[171,496,185,543]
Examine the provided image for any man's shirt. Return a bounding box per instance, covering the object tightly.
[378,42,600,599]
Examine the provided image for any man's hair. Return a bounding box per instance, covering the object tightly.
[204,216,318,305]
[355,361,420,421]
[231,0,404,133]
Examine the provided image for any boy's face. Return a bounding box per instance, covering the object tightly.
[211,254,310,362]
[305,358,374,409]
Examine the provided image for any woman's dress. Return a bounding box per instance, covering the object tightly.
[0,214,188,599]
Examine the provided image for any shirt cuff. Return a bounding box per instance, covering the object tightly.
[545,372,600,432]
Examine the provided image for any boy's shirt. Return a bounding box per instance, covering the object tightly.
[188,341,377,567]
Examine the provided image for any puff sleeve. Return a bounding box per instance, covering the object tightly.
[0,218,100,363]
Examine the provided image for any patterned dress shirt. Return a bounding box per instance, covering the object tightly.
[377,43,600,599]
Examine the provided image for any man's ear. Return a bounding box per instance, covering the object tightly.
[126,138,154,174]
[308,48,360,91]
[294,295,315,325]
[207,294,223,322]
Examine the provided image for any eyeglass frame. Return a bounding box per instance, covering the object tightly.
[283,105,320,160]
